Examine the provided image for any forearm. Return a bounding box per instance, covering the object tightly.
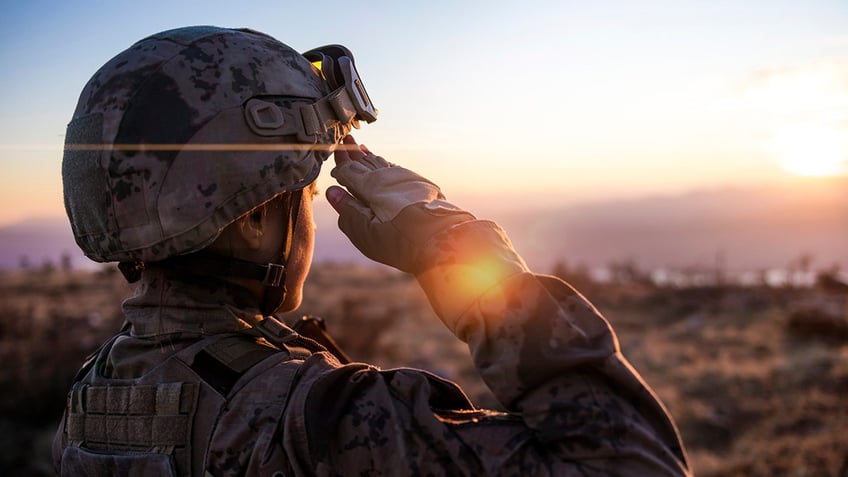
[326,141,689,474]
[416,220,689,474]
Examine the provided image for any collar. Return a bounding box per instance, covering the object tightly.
[122,266,265,338]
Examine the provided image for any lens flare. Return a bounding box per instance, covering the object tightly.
[452,255,517,301]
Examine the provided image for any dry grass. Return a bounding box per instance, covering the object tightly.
[1,264,847,476]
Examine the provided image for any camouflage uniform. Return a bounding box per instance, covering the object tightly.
[54,26,690,476]
[54,219,689,476]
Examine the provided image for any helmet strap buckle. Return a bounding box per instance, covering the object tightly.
[262,263,286,287]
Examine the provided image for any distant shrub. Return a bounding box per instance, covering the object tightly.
[815,271,848,295]
[786,307,848,343]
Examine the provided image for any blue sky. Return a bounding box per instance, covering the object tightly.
[0,0,846,225]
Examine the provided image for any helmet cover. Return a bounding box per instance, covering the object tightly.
[63,26,358,263]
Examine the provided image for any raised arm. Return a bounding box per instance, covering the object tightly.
[291,136,691,476]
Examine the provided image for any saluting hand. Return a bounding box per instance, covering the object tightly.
[325,136,475,274]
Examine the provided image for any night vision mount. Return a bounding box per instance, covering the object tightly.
[303,44,378,124]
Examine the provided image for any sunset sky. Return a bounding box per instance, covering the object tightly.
[0,0,846,227]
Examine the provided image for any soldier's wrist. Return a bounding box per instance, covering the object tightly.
[415,220,529,337]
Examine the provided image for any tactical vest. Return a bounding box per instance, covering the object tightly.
[56,316,347,477]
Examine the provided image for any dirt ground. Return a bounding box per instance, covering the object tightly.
[1,263,846,476]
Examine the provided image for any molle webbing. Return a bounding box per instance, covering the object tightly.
[66,381,198,473]
[59,325,344,476]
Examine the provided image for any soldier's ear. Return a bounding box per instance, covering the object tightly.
[236,212,265,251]
[208,206,269,256]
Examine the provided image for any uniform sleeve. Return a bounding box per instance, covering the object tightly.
[283,220,691,476]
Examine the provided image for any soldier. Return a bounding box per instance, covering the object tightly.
[54,26,691,476]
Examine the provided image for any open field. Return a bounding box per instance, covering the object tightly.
[1,263,846,476]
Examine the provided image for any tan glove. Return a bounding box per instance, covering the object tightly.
[327,137,530,333]
[326,139,475,274]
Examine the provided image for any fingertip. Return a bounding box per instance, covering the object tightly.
[325,185,351,212]
[339,135,365,162]
[334,138,353,163]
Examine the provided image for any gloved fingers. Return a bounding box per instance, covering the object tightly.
[329,185,380,251]
[333,135,367,166]
[359,152,392,170]
[331,160,446,223]
[325,185,355,214]
[326,185,373,218]
[336,199,476,274]
[335,194,417,273]
[332,136,394,207]
[327,135,479,274]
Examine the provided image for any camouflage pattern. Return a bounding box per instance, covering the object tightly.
[56,25,689,477]
[54,220,691,476]
[62,26,353,263]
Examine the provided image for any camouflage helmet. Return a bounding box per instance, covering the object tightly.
[63,26,376,263]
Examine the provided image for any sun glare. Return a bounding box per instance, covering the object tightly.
[771,122,848,177]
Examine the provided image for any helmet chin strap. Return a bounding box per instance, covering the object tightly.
[129,189,305,315]
[259,189,303,315]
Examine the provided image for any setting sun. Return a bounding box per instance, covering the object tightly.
[771,122,848,177]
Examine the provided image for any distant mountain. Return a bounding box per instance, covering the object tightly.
[0,218,90,269]
[0,210,373,271]
[495,182,847,272]
[1,181,845,273]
